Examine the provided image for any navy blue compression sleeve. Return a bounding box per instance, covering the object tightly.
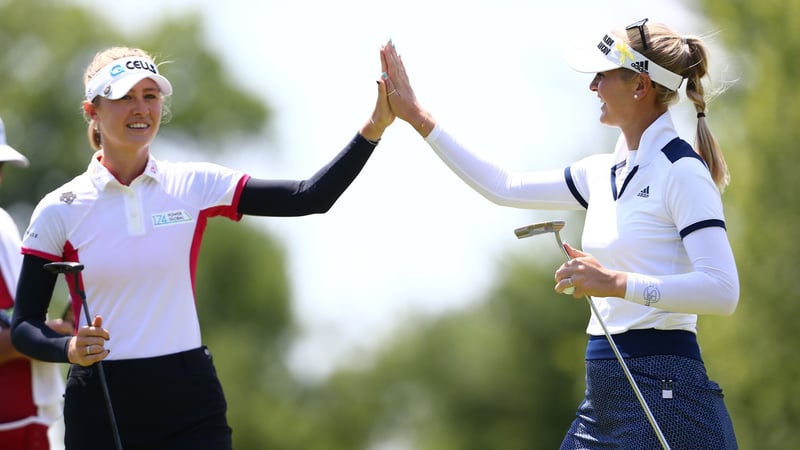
[238,133,378,216]
[11,254,71,363]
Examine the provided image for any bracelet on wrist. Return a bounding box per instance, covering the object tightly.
[418,112,430,133]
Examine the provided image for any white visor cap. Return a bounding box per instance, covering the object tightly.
[564,32,684,91]
[85,56,173,101]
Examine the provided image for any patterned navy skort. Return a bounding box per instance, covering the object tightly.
[560,355,737,449]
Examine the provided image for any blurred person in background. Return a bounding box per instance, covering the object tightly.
[0,116,72,450]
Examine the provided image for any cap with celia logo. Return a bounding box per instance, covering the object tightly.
[85,56,173,101]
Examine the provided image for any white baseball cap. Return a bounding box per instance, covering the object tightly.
[85,56,173,101]
[563,26,684,91]
[0,117,30,168]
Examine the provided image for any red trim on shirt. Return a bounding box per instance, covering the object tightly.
[0,269,12,310]
[62,242,83,333]
[19,248,59,261]
[189,211,209,302]
[187,175,247,301]
[230,174,250,221]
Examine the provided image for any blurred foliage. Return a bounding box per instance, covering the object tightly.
[694,0,800,448]
[194,218,301,449]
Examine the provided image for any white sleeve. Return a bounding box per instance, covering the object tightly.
[625,226,739,315]
[425,124,584,210]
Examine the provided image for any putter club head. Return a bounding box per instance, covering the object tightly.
[43,261,85,274]
[513,220,566,239]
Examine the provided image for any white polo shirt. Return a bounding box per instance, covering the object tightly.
[22,152,247,360]
[567,112,727,335]
[425,111,737,337]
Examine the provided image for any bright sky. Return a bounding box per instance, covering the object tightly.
[73,0,708,380]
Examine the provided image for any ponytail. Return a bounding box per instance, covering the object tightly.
[640,25,730,191]
[683,36,729,191]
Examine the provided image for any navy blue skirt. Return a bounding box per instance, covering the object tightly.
[560,330,737,449]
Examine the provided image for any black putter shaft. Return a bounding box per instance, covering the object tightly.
[44,262,124,450]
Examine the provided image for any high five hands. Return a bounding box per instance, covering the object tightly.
[361,47,396,143]
[380,40,436,137]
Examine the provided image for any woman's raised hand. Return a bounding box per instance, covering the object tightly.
[360,62,396,142]
[380,40,436,137]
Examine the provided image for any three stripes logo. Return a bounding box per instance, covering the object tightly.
[631,60,649,74]
[637,186,650,198]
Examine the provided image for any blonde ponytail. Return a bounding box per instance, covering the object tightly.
[632,24,730,191]
[683,37,729,191]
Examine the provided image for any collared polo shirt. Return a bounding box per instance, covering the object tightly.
[22,153,248,360]
[566,112,726,335]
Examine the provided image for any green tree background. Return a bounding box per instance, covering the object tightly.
[1,0,797,448]
[693,1,800,448]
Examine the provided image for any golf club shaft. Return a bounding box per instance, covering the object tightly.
[554,232,670,450]
[69,273,124,450]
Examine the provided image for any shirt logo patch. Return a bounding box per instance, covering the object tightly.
[152,210,193,227]
[637,186,650,198]
[643,284,661,306]
[59,191,77,204]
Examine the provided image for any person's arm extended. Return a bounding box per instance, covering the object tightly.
[238,133,378,216]
[425,125,582,210]
[10,254,71,363]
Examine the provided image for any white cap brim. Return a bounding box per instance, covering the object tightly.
[102,72,173,100]
[563,48,623,74]
[562,31,684,91]
[0,145,30,168]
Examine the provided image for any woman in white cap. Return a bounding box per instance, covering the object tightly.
[11,46,395,449]
[0,117,72,450]
[381,18,738,449]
